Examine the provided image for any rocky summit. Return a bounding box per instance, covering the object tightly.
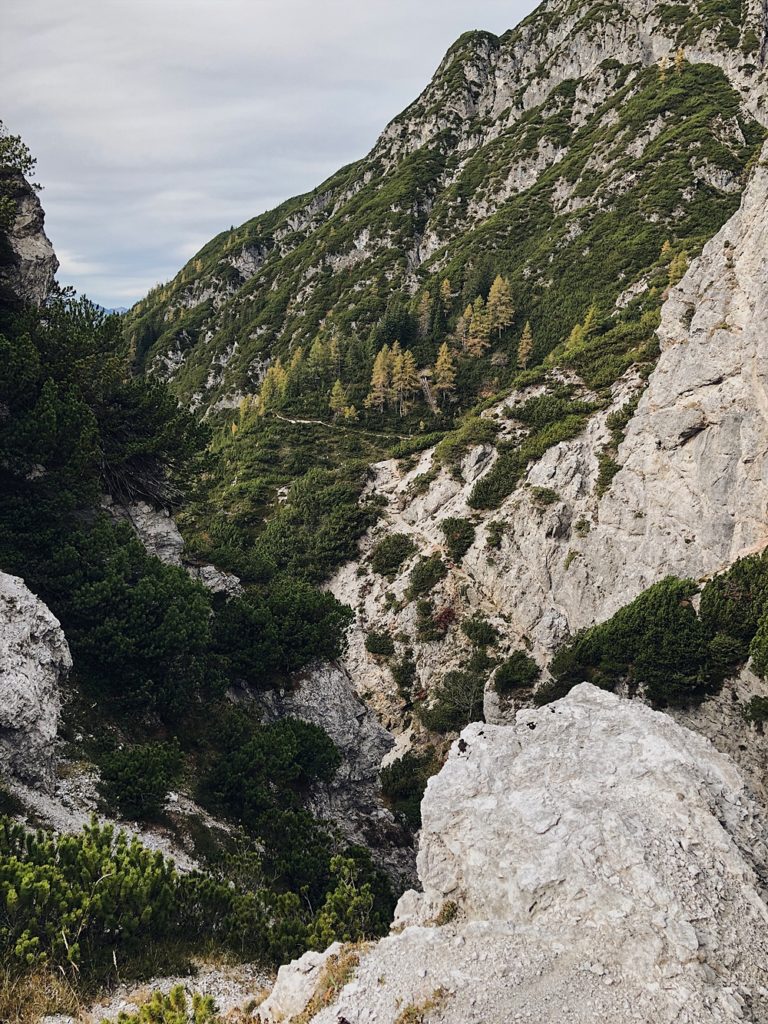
[3,0,768,1021]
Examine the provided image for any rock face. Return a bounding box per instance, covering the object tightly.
[255,664,416,886]
[106,498,243,596]
[323,141,768,742]
[265,686,768,1024]
[0,572,69,785]
[0,172,58,306]
[565,141,768,629]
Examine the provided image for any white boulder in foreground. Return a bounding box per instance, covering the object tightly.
[262,685,768,1023]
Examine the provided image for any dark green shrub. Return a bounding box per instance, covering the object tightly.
[0,817,179,977]
[365,631,395,657]
[407,554,447,599]
[699,551,768,658]
[440,517,475,561]
[391,648,417,694]
[461,613,499,647]
[530,486,559,506]
[550,576,711,707]
[416,599,454,641]
[744,696,768,725]
[486,520,505,549]
[380,749,439,829]
[99,742,182,821]
[494,651,540,694]
[107,987,220,1024]
[370,533,416,579]
[416,668,486,733]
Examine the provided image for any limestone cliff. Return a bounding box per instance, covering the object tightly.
[322,141,768,765]
[259,686,768,1024]
[0,571,69,786]
[0,171,58,306]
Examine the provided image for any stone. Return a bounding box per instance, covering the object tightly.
[256,943,342,1023]
[0,172,58,306]
[276,685,768,1024]
[0,571,69,786]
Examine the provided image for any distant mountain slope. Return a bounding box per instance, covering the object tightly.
[125,0,766,413]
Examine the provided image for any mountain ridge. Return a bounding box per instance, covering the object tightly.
[125,0,766,418]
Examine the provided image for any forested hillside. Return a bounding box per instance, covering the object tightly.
[0,125,394,1021]
[2,0,768,1018]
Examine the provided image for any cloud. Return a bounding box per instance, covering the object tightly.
[1,0,537,307]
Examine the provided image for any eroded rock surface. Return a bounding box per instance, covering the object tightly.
[0,571,69,785]
[255,664,416,886]
[265,685,768,1024]
[0,172,58,306]
[325,142,768,744]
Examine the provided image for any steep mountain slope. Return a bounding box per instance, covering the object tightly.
[322,143,768,778]
[126,0,766,414]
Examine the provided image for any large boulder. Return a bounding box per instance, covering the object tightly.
[0,572,69,785]
[269,685,768,1024]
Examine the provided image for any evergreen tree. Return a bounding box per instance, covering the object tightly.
[259,360,288,412]
[329,378,348,420]
[392,349,420,416]
[486,275,514,339]
[433,342,457,404]
[416,292,433,340]
[364,345,391,413]
[517,321,534,370]
[465,296,490,357]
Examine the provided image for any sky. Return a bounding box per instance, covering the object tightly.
[2,0,538,308]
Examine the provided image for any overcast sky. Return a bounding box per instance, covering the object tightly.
[2,0,538,308]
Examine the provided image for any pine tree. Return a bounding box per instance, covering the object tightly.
[416,292,433,340]
[433,342,457,403]
[392,349,421,416]
[466,296,490,357]
[259,360,288,413]
[659,54,669,82]
[517,321,534,370]
[364,345,391,413]
[674,47,685,73]
[668,251,688,286]
[329,379,348,420]
[486,275,514,339]
[440,278,453,311]
[307,338,330,388]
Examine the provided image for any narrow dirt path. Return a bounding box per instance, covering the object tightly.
[272,411,412,442]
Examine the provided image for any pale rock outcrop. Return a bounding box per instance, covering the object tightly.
[326,142,768,744]
[106,498,243,596]
[257,944,342,1024]
[0,172,58,305]
[0,571,69,785]
[265,686,768,1024]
